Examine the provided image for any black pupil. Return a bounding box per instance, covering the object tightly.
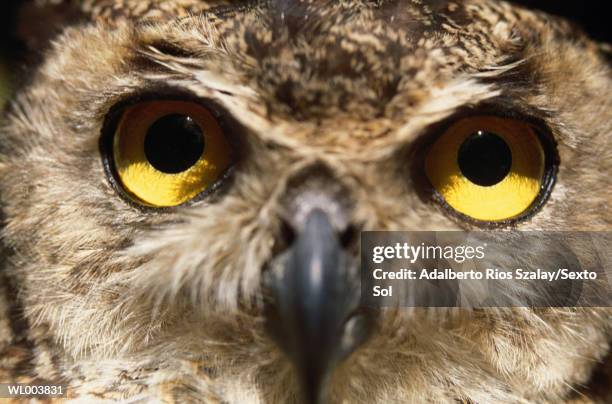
[144,114,205,174]
[457,131,512,186]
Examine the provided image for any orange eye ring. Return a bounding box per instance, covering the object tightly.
[107,100,233,207]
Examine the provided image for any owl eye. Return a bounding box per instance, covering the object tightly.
[110,100,233,207]
[424,115,556,223]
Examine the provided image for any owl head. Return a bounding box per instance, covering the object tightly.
[0,0,610,402]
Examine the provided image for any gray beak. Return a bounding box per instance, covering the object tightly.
[264,209,374,404]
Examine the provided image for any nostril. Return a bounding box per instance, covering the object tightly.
[280,218,296,247]
[339,224,358,249]
[269,218,296,259]
[276,212,358,256]
[279,214,357,253]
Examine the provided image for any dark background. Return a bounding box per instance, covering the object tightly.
[514,1,610,42]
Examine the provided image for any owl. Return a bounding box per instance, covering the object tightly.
[0,0,611,402]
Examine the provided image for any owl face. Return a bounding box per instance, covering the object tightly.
[0,0,610,402]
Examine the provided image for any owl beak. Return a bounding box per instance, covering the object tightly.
[264,209,374,404]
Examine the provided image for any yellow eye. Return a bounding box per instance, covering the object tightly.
[425,116,553,222]
[112,100,233,207]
